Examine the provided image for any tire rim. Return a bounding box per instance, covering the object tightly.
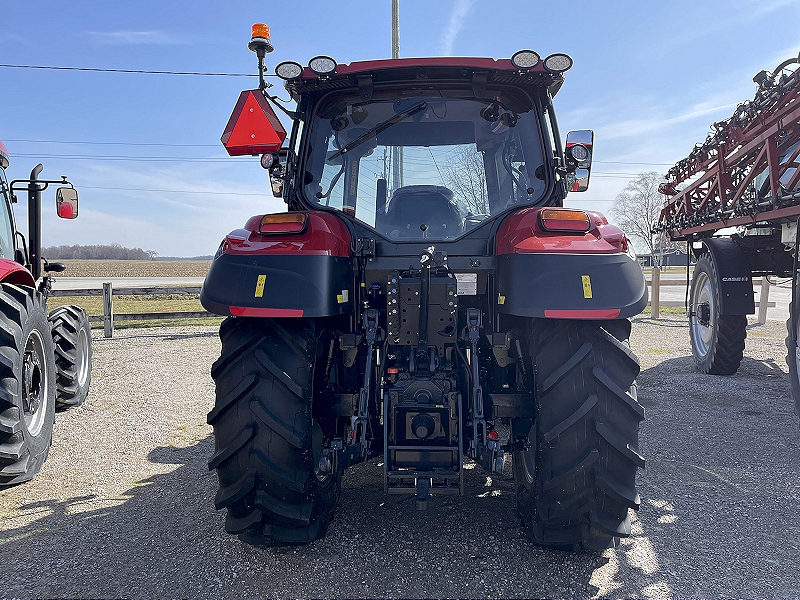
[76,327,90,387]
[691,270,715,359]
[22,329,50,437]
[312,420,331,483]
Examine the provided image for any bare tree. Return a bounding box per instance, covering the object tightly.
[442,146,488,215]
[611,171,677,267]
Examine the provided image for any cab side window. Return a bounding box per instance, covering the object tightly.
[0,173,16,260]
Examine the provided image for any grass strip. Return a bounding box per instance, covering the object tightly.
[47,294,223,329]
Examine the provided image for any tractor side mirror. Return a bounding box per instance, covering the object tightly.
[56,187,78,219]
[571,169,590,192]
[565,130,594,192]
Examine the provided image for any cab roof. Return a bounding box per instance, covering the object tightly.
[287,56,565,97]
[307,57,524,77]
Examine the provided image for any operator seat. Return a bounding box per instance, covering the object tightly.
[382,185,462,239]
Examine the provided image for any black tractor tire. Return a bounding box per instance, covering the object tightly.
[207,316,340,546]
[513,318,645,551]
[689,253,747,375]
[786,301,800,420]
[0,284,57,486]
[49,305,92,410]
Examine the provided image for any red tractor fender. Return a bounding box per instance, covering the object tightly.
[200,211,354,317]
[0,258,35,288]
[495,207,647,319]
[496,207,628,255]
[221,211,351,257]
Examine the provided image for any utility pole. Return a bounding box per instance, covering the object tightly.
[391,0,403,191]
[392,0,400,59]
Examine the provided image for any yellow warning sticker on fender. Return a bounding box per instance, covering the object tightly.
[255,275,266,298]
[581,275,592,298]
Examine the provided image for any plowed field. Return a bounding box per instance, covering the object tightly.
[57,260,211,278]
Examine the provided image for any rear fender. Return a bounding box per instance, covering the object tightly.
[694,238,755,315]
[200,211,353,317]
[0,259,35,288]
[495,207,647,319]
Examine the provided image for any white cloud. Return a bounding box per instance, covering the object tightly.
[0,32,34,47]
[742,0,800,17]
[439,0,475,56]
[596,100,737,141]
[88,30,186,45]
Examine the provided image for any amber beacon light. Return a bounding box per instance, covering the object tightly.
[249,23,273,53]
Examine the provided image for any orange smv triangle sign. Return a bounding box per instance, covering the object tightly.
[221,90,287,156]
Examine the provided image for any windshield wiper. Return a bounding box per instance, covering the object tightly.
[327,101,427,162]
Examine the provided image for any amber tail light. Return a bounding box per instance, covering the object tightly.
[259,213,307,234]
[539,208,591,233]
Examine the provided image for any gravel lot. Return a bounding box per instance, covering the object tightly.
[1,316,799,598]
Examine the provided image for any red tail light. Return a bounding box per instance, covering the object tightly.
[539,208,591,233]
[259,213,307,234]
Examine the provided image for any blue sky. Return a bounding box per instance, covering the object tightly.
[1,0,798,256]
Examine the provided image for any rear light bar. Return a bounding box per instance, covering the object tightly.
[539,208,591,233]
[259,212,307,235]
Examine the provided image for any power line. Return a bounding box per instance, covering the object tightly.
[0,64,263,77]
[6,138,219,148]
[12,153,246,163]
[595,161,673,166]
[79,183,620,203]
[80,185,266,196]
[5,140,677,168]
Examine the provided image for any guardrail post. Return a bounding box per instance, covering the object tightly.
[103,282,114,338]
[651,267,661,320]
[757,276,771,325]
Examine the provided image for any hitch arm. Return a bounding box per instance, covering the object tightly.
[467,308,485,453]
[466,308,504,473]
[351,309,380,459]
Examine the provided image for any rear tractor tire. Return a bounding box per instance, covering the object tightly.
[513,318,645,551]
[689,253,747,375]
[207,316,339,546]
[0,284,57,486]
[49,305,92,410]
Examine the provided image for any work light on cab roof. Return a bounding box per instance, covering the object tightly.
[511,50,540,71]
[308,56,337,76]
[275,61,303,81]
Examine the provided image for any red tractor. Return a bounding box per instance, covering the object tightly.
[201,26,647,551]
[0,141,92,486]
